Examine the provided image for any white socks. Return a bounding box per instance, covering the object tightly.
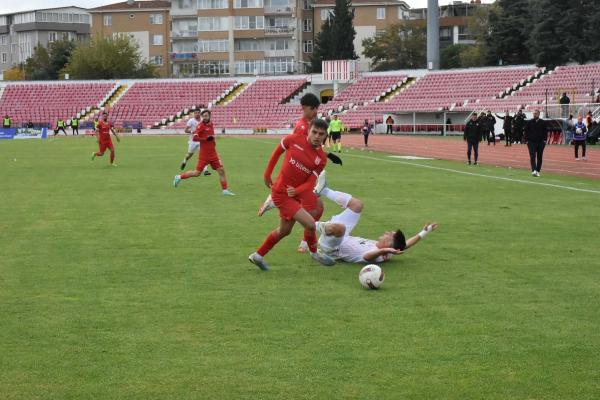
[320,188,352,208]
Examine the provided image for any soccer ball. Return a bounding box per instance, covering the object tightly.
[359,264,385,289]
[576,128,583,135]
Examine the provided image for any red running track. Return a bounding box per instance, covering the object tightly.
[334,135,600,180]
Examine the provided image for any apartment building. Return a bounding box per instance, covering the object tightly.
[171,0,314,77]
[0,7,91,75]
[90,1,171,77]
[313,0,484,71]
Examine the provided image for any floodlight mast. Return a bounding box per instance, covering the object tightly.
[427,0,440,70]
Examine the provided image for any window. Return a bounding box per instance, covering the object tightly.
[377,8,385,20]
[458,25,471,41]
[177,0,195,7]
[150,55,164,66]
[198,17,229,31]
[199,60,229,75]
[234,0,263,8]
[234,39,262,51]
[1,53,7,63]
[153,34,164,45]
[199,40,229,52]
[264,57,295,73]
[398,7,409,20]
[303,19,312,32]
[303,40,312,53]
[303,0,312,10]
[0,35,7,45]
[103,15,112,26]
[266,17,291,28]
[439,27,451,40]
[150,14,163,24]
[268,38,289,50]
[173,41,199,52]
[235,59,262,74]
[264,0,291,7]
[234,16,264,30]
[48,32,57,42]
[198,0,227,9]
[320,9,333,21]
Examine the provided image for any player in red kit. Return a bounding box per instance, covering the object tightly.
[248,118,335,271]
[173,109,234,196]
[91,112,120,166]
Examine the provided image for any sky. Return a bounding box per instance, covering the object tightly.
[0,0,495,15]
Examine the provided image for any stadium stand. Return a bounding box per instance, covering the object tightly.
[107,80,237,128]
[0,82,116,127]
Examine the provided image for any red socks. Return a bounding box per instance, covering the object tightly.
[305,230,317,253]
[220,178,228,190]
[257,230,281,257]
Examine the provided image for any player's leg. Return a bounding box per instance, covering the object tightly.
[292,207,334,266]
[298,194,323,253]
[93,142,107,160]
[108,142,116,165]
[249,218,296,271]
[211,158,233,195]
[174,159,204,186]
[182,141,198,170]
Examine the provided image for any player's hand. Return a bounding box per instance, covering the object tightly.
[206,135,215,141]
[286,186,296,197]
[382,248,403,255]
[422,222,438,232]
[327,152,343,165]
[263,176,272,188]
[115,135,121,143]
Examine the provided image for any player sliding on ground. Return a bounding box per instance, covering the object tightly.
[249,118,335,271]
[313,171,438,263]
[173,109,234,195]
[91,112,120,166]
[180,110,210,175]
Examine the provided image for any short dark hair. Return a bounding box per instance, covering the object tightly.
[300,93,320,108]
[310,118,328,131]
[393,230,406,251]
[201,109,211,116]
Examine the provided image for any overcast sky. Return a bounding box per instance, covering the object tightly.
[0,0,494,15]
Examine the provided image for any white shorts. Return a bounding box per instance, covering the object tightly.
[318,208,361,254]
[187,141,200,154]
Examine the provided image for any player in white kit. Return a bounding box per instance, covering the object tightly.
[313,171,438,263]
[180,110,211,175]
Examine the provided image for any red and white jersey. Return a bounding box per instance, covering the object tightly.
[186,118,200,142]
[194,120,217,158]
[272,133,327,193]
[292,117,310,137]
[97,121,112,142]
[338,236,390,264]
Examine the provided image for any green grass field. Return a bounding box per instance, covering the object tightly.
[1,135,600,399]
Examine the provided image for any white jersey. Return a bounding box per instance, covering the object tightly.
[187,118,199,142]
[337,236,389,264]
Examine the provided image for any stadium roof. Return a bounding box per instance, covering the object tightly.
[89,1,171,12]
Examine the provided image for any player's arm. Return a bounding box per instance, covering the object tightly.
[110,127,120,142]
[362,248,402,263]
[404,223,438,250]
[263,140,286,188]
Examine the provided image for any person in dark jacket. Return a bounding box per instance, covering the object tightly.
[496,110,513,146]
[572,114,588,160]
[485,111,496,146]
[361,119,372,147]
[559,92,571,118]
[513,109,526,144]
[524,110,547,177]
[464,113,481,165]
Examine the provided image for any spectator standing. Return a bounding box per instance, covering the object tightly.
[362,119,372,147]
[513,109,526,144]
[3,114,11,128]
[385,115,394,134]
[55,118,67,136]
[573,114,588,160]
[559,92,571,118]
[26,121,34,129]
[485,110,496,146]
[70,117,79,136]
[463,113,481,165]
[495,110,513,146]
[524,110,547,177]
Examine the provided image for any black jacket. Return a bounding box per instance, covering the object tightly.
[525,117,547,142]
[496,114,513,131]
[464,120,481,142]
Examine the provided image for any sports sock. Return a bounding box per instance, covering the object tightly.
[203,166,209,173]
[257,230,281,257]
[338,142,342,152]
[181,172,191,179]
[220,178,228,190]
[320,188,352,208]
[305,230,317,253]
[110,150,115,164]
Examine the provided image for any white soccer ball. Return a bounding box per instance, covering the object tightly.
[359,264,385,289]
[576,128,583,134]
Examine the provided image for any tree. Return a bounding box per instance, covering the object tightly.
[24,45,51,80]
[486,0,532,65]
[441,44,470,69]
[310,0,357,73]
[582,0,600,62]
[3,66,25,81]
[48,39,75,79]
[362,25,426,71]
[62,35,157,79]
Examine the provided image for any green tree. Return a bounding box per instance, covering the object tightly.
[24,45,51,80]
[362,25,426,71]
[62,35,157,79]
[49,39,76,79]
[582,0,600,62]
[486,0,532,65]
[441,44,470,69]
[310,0,357,73]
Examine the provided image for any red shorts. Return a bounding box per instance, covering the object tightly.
[298,190,319,213]
[98,141,114,153]
[271,189,303,221]
[196,155,222,171]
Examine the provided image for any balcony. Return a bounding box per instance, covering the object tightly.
[264,6,293,14]
[171,30,198,39]
[264,48,295,57]
[169,52,198,61]
[264,26,294,36]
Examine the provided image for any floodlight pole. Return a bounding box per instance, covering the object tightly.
[427,0,440,70]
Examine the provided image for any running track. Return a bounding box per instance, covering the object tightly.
[334,135,600,180]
